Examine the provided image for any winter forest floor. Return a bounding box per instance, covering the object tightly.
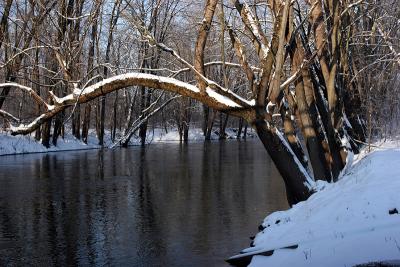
[228,139,400,267]
[0,127,256,156]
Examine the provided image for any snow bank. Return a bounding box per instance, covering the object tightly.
[0,128,256,156]
[231,140,400,267]
[0,132,108,156]
[152,128,254,142]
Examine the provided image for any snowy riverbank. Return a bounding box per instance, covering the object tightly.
[229,139,400,266]
[0,128,256,156]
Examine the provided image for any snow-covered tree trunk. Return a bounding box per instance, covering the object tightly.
[254,114,314,205]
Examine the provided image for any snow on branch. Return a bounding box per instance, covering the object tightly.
[280,51,318,89]
[375,21,400,67]
[0,110,19,122]
[0,83,49,108]
[131,16,253,108]
[0,46,57,69]
[5,73,256,136]
[231,0,270,58]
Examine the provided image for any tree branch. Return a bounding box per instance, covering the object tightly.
[5,73,256,135]
[0,83,49,108]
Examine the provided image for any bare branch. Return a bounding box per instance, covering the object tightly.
[375,21,400,67]
[0,83,49,108]
[0,109,19,122]
[231,0,269,58]
[133,19,253,108]
[110,95,182,148]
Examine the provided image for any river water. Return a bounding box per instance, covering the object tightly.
[0,140,288,266]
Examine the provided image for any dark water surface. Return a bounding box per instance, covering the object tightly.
[0,140,288,266]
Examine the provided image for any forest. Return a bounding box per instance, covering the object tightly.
[0,0,399,266]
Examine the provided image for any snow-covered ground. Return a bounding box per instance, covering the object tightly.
[0,128,255,156]
[228,139,400,267]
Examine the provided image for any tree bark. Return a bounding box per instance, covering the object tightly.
[0,0,13,49]
[254,113,314,205]
[98,0,121,146]
[81,3,99,143]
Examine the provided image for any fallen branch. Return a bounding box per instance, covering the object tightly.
[110,95,181,148]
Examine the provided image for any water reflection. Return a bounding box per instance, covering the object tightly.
[0,140,288,266]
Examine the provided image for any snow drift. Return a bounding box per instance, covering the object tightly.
[229,140,400,267]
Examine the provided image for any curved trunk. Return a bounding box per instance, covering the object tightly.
[254,113,314,205]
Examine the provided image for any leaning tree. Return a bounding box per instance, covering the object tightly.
[1,0,374,205]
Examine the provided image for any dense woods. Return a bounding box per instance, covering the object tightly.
[0,0,399,205]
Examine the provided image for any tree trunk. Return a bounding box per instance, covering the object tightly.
[310,69,344,180]
[243,123,248,139]
[205,108,216,140]
[52,112,63,146]
[121,91,137,147]
[33,42,41,141]
[112,91,118,142]
[183,123,189,142]
[138,87,148,146]
[237,118,243,139]
[41,119,51,148]
[99,0,121,146]
[98,96,106,145]
[280,103,308,169]
[219,112,229,139]
[0,0,13,49]
[254,116,314,205]
[202,104,209,136]
[72,104,81,139]
[81,103,91,143]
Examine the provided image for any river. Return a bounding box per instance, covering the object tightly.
[0,140,288,266]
